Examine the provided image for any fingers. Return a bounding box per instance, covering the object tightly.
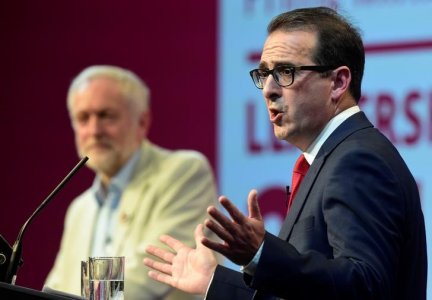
[195,223,208,249]
[159,234,185,253]
[146,244,175,264]
[143,257,172,276]
[144,241,177,285]
[204,217,234,245]
[209,190,260,225]
[147,269,174,286]
[218,196,247,224]
[205,190,261,245]
[201,235,230,256]
[206,197,244,233]
[248,189,262,220]
[195,223,204,240]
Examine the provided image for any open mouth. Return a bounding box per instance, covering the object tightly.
[269,108,283,123]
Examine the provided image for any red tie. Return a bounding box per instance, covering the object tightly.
[287,154,310,212]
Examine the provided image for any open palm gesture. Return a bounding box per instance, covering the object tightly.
[144,224,218,295]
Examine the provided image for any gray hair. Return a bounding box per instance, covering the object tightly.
[67,65,150,116]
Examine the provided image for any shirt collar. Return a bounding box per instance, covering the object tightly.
[91,149,141,207]
[303,106,361,165]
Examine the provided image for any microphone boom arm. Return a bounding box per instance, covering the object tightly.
[5,156,88,284]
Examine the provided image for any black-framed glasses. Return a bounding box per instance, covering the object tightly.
[249,65,335,89]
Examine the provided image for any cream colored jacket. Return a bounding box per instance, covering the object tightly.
[44,140,218,300]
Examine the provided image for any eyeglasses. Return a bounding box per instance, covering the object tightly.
[249,65,335,89]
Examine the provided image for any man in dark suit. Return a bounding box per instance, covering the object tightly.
[143,6,427,299]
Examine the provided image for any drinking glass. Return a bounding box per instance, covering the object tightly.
[81,256,125,300]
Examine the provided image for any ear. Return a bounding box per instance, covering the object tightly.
[138,110,152,138]
[330,66,351,103]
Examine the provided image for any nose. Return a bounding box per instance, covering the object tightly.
[262,74,282,102]
[87,115,104,136]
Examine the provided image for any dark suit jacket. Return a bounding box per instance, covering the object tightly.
[206,112,427,300]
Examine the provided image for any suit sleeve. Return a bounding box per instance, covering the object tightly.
[206,265,255,300]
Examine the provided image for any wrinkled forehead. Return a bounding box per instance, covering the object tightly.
[260,30,317,68]
[69,78,131,115]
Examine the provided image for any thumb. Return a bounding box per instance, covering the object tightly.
[195,223,206,247]
[248,189,262,220]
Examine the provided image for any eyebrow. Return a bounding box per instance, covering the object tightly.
[258,62,268,69]
[258,61,295,69]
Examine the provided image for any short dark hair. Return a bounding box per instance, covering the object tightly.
[268,7,365,102]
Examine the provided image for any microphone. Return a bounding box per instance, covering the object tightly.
[285,185,291,207]
[0,156,88,284]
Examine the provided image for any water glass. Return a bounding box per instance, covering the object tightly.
[81,256,125,300]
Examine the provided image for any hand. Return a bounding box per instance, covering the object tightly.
[144,224,218,295]
[202,189,265,266]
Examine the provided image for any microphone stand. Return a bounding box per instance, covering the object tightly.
[4,156,88,284]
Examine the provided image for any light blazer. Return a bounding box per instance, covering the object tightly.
[207,112,427,300]
[45,140,218,300]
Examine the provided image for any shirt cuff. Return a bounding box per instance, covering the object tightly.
[240,241,264,276]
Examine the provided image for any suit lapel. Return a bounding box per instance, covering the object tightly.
[278,112,373,240]
[111,141,155,254]
[111,186,145,254]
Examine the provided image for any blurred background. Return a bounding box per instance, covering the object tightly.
[0,0,217,291]
[1,0,431,298]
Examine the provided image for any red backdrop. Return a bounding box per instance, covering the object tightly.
[0,0,217,290]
